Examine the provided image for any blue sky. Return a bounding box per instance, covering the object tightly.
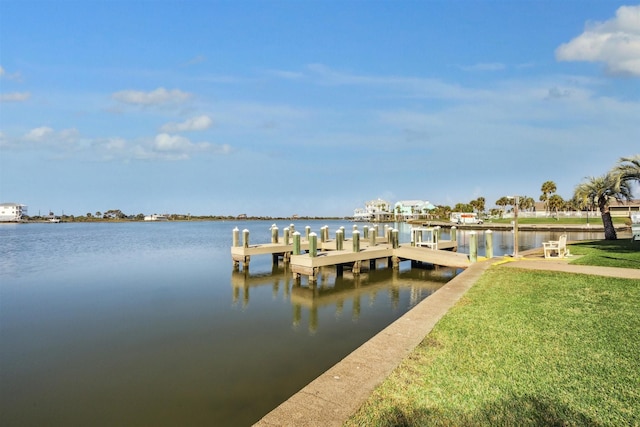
[1,1,639,217]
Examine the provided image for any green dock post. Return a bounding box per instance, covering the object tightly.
[320,226,327,243]
[232,227,239,247]
[271,225,278,244]
[374,224,379,237]
[469,231,477,263]
[370,228,376,246]
[309,232,318,257]
[283,227,290,245]
[305,226,311,241]
[352,230,360,252]
[290,224,295,234]
[242,229,249,248]
[293,232,301,255]
[450,226,457,242]
[363,226,369,239]
[485,230,493,259]
[352,224,358,232]
[336,229,344,250]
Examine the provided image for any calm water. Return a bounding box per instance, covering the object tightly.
[0,221,603,426]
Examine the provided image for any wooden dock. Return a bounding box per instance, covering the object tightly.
[289,242,469,281]
[230,226,472,282]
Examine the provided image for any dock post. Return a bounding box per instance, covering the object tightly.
[369,228,376,246]
[352,230,360,252]
[374,224,379,238]
[336,229,344,250]
[363,226,369,239]
[352,224,358,232]
[309,233,318,257]
[293,232,301,255]
[232,227,240,247]
[392,229,399,249]
[290,224,295,234]
[320,226,327,243]
[283,227,290,245]
[271,225,279,244]
[242,229,250,248]
[450,226,457,242]
[469,231,478,263]
[485,230,493,259]
[305,226,311,241]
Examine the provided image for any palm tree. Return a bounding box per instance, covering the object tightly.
[547,194,565,220]
[495,196,511,218]
[540,180,557,213]
[615,154,640,187]
[519,196,535,212]
[574,173,632,240]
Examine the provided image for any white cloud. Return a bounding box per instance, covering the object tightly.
[112,87,192,105]
[24,126,54,141]
[0,92,31,102]
[0,65,23,81]
[460,63,506,72]
[160,115,213,132]
[556,5,640,76]
[154,133,193,151]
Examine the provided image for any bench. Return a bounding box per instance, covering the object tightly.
[543,234,568,258]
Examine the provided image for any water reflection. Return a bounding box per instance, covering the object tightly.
[231,262,456,333]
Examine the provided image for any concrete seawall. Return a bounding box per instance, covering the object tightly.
[254,260,492,426]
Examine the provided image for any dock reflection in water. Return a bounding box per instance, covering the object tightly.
[232,262,456,332]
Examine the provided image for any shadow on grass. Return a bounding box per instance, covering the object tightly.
[571,239,639,254]
[379,394,600,427]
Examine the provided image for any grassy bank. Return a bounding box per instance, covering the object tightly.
[345,243,639,426]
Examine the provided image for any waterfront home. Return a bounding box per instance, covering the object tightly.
[353,198,393,222]
[0,203,28,222]
[144,214,168,221]
[394,200,436,221]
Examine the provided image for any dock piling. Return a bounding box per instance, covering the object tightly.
[469,231,477,263]
[485,230,493,259]
[243,229,250,248]
[352,230,360,252]
[232,227,240,247]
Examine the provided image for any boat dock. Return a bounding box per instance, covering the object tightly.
[231,225,473,282]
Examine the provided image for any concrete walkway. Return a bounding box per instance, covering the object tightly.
[254,252,639,426]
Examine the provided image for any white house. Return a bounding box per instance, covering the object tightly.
[353,198,393,222]
[0,203,28,222]
[144,214,168,221]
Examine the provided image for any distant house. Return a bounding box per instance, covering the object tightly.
[144,214,168,221]
[0,203,28,222]
[353,198,393,222]
[610,199,640,218]
[237,213,248,219]
[394,200,435,221]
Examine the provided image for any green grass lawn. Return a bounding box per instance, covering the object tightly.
[486,217,628,225]
[568,239,640,269]
[345,244,639,426]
